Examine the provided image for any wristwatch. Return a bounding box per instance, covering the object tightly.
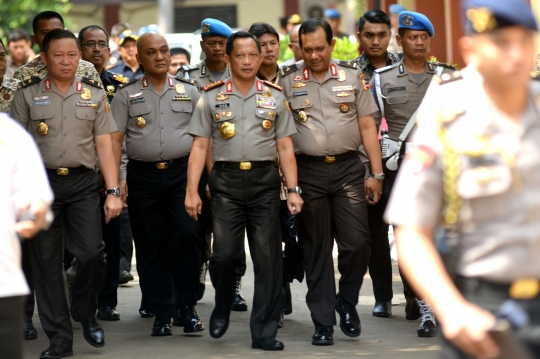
[105,187,122,198]
[287,186,302,195]
[370,173,385,182]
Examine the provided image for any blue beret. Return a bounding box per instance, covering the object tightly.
[138,24,159,36]
[389,4,406,15]
[398,11,435,37]
[462,0,538,34]
[325,9,341,19]
[201,18,233,38]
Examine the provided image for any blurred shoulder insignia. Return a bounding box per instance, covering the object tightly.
[119,78,138,88]
[433,61,457,71]
[280,64,298,77]
[406,144,436,175]
[175,76,195,86]
[375,62,399,74]
[180,64,199,73]
[439,71,463,85]
[110,72,129,83]
[338,60,357,69]
[20,76,41,88]
[263,80,282,91]
[203,80,224,91]
[81,77,102,88]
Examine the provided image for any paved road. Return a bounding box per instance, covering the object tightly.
[23,246,441,359]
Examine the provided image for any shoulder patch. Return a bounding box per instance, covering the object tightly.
[438,71,463,86]
[433,62,457,71]
[175,76,195,86]
[280,64,298,77]
[338,60,358,69]
[81,77,102,88]
[180,64,199,73]
[374,62,400,74]
[263,80,282,91]
[118,78,138,89]
[19,76,41,89]
[203,80,224,91]
[109,72,130,84]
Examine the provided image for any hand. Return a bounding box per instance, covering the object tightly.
[287,193,303,215]
[439,301,499,359]
[365,177,382,205]
[104,195,123,224]
[119,180,128,207]
[15,200,49,239]
[205,184,211,200]
[185,191,202,221]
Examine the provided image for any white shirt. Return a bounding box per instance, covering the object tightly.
[0,114,53,298]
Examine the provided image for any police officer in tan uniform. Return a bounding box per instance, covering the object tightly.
[387,1,540,358]
[280,19,383,346]
[111,32,204,337]
[186,31,302,351]
[369,11,454,336]
[9,29,122,359]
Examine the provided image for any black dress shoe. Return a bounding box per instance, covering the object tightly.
[312,326,334,346]
[79,318,105,347]
[172,308,183,327]
[209,312,229,339]
[139,297,154,318]
[24,321,38,340]
[197,262,207,301]
[405,298,421,320]
[335,293,361,337]
[372,301,392,318]
[252,337,284,351]
[181,306,204,333]
[118,270,134,285]
[284,281,292,315]
[151,319,172,336]
[232,275,248,311]
[97,306,120,321]
[40,345,73,359]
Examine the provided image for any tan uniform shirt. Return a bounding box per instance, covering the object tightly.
[280,58,378,156]
[113,74,200,162]
[372,60,454,141]
[188,79,296,162]
[13,57,101,84]
[179,60,231,91]
[9,74,116,169]
[385,66,540,282]
[0,77,19,112]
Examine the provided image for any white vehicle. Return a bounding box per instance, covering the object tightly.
[163,32,204,65]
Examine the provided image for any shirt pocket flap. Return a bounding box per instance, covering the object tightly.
[128,102,152,117]
[386,95,409,105]
[291,97,313,110]
[255,109,276,120]
[75,107,96,121]
[331,95,354,104]
[30,106,55,121]
[458,164,512,199]
[171,101,193,113]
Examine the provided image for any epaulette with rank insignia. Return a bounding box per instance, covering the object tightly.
[280,64,298,77]
[374,62,400,74]
[175,76,195,86]
[338,60,358,69]
[118,78,138,89]
[19,76,41,88]
[430,61,457,71]
[109,72,129,84]
[81,77,102,88]
[180,64,199,73]
[203,80,224,91]
[263,80,282,91]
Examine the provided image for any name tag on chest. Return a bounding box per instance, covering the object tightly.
[387,86,406,94]
[293,91,308,97]
[33,100,51,106]
[130,97,145,104]
[215,103,231,109]
[256,95,276,109]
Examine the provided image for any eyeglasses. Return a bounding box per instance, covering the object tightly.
[82,41,108,49]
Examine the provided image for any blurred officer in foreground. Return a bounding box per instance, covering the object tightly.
[5,29,35,77]
[13,11,100,83]
[370,11,454,337]
[110,30,143,80]
[186,31,302,350]
[387,0,540,358]
[112,32,204,337]
[78,25,129,322]
[169,47,190,75]
[0,38,20,112]
[388,4,406,53]
[0,114,53,359]
[280,18,382,346]
[10,29,122,358]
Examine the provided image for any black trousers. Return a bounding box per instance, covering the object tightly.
[21,240,35,323]
[119,208,133,273]
[296,156,371,326]
[209,164,282,340]
[29,170,106,348]
[98,194,121,308]
[127,159,200,321]
[0,295,24,359]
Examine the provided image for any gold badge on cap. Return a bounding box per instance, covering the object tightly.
[338,70,346,82]
[81,88,92,100]
[37,121,49,136]
[220,122,235,140]
[262,120,271,129]
[401,14,414,26]
[298,111,307,123]
[176,84,186,94]
[136,116,146,128]
[202,22,210,33]
[340,103,349,113]
[466,8,497,33]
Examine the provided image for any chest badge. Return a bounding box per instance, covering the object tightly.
[338,70,346,82]
[304,99,310,106]
[136,116,146,128]
[215,113,220,121]
[220,122,235,140]
[298,111,307,123]
[176,84,186,94]
[37,121,49,136]
[262,120,272,130]
[292,83,307,88]
[263,86,272,97]
[340,103,350,113]
[216,92,229,101]
[106,85,115,93]
[293,75,303,81]
[81,88,92,100]
[336,92,352,97]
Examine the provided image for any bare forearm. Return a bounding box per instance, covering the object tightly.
[359,116,383,174]
[205,139,213,174]
[96,142,119,189]
[111,133,124,180]
[277,139,298,188]
[187,137,209,194]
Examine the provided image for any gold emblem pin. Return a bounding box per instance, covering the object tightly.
[81,88,92,100]
[136,116,146,128]
[292,83,307,88]
[304,99,310,106]
[340,103,349,113]
[226,111,232,117]
[106,85,115,93]
[37,121,49,135]
[220,122,235,140]
[338,70,346,82]
[176,84,186,94]
[216,92,229,101]
[298,111,307,123]
[336,92,352,97]
[263,86,272,97]
[466,8,497,33]
[262,120,271,129]
[215,113,220,121]
[268,111,275,119]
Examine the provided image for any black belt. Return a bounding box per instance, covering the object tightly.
[214,161,274,171]
[46,166,92,176]
[129,156,189,170]
[296,151,357,164]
